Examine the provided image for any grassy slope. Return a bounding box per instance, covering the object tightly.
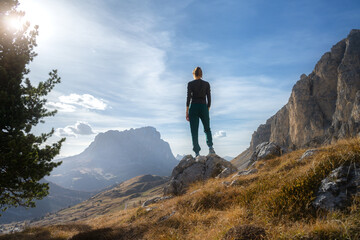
[29,175,168,226]
[2,138,360,240]
[0,175,167,233]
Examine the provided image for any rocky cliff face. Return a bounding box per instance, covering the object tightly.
[233,29,360,168]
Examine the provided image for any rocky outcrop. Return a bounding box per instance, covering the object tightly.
[313,164,360,210]
[233,29,360,169]
[251,142,282,161]
[164,155,237,195]
[237,142,283,168]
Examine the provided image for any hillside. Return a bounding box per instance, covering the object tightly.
[47,127,178,191]
[1,138,359,239]
[233,29,360,168]
[0,180,93,225]
[20,175,168,227]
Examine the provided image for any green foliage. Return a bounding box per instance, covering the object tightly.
[0,0,64,213]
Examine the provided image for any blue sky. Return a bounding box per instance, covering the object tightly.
[19,0,360,158]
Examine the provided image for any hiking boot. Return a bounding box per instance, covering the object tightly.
[209,147,216,155]
[195,152,200,157]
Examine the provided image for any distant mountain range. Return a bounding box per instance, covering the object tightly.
[175,154,185,160]
[0,180,93,224]
[223,156,234,161]
[47,127,178,191]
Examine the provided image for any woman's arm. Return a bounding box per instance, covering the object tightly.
[186,106,189,121]
[207,82,211,110]
[186,83,191,121]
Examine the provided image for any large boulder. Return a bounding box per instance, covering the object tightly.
[244,142,282,168]
[164,154,237,195]
[251,142,282,161]
[313,164,360,210]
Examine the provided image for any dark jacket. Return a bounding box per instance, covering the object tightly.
[186,79,211,108]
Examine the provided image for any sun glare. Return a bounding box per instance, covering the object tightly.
[7,16,23,31]
[16,0,54,40]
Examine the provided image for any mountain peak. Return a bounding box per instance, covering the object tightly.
[48,127,177,191]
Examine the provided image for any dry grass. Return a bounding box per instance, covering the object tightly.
[2,138,360,239]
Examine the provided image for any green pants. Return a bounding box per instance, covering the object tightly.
[189,103,213,154]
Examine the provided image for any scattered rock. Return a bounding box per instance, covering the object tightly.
[313,164,360,210]
[232,169,258,178]
[222,224,266,240]
[145,207,156,212]
[158,211,176,222]
[164,155,237,195]
[142,197,160,207]
[142,196,173,207]
[222,181,231,186]
[299,149,319,161]
[190,189,201,195]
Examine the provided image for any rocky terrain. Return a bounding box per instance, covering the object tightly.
[2,138,359,239]
[47,127,178,191]
[233,29,360,168]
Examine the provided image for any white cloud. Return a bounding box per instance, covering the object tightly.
[59,94,107,110]
[47,94,107,112]
[56,122,95,137]
[46,102,77,112]
[214,130,227,139]
[56,128,76,137]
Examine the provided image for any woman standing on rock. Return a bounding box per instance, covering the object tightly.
[186,67,215,157]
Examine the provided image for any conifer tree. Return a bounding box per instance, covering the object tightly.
[0,0,64,213]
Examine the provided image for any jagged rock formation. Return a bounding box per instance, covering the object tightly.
[313,164,360,210]
[233,29,360,168]
[164,154,237,195]
[48,127,178,191]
